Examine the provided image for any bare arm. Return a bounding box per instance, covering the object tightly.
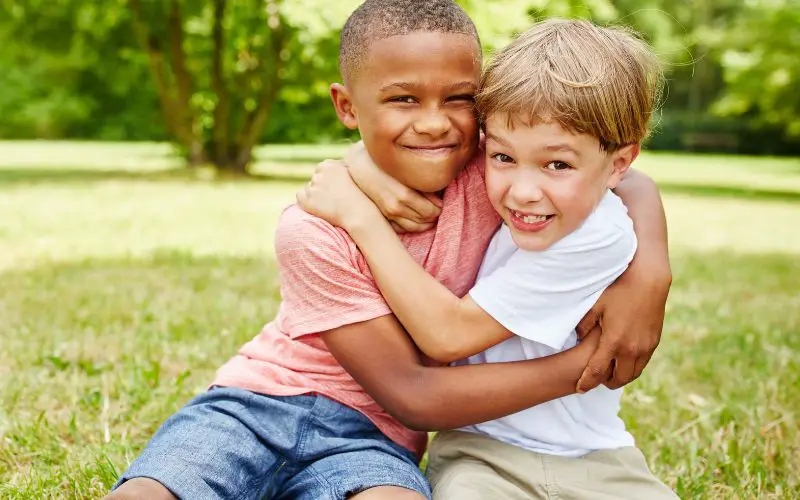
[577,168,672,391]
[345,214,510,363]
[346,143,442,233]
[321,314,600,431]
[298,161,510,363]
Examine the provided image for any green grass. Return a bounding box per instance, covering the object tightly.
[1,142,799,499]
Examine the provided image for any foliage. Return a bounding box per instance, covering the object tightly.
[0,0,798,159]
[713,0,800,138]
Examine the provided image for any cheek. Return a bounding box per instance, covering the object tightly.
[552,181,597,220]
[451,108,479,136]
[485,168,510,209]
[371,110,411,139]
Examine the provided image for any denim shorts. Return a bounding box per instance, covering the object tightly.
[114,387,431,500]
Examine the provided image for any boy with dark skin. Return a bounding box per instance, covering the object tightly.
[107,2,670,499]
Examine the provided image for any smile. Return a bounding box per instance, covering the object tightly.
[508,209,555,232]
[401,144,457,155]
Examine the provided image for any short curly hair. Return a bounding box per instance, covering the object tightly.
[340,0,480,83]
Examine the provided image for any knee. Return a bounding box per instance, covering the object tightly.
[104,478,178,500]
[349,486,427,499]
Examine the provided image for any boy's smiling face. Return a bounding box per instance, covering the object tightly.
[484,116,639,251]
[332,32,481,193]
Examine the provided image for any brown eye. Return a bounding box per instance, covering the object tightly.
[388,96,416,104]
[446,94,476,103]
[545,161,572,171]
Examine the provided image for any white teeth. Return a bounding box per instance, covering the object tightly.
[522,215,547,224]
[512,210,548,224]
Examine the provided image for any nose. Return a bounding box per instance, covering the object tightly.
[508,169,545,204]
[412,109,451,137]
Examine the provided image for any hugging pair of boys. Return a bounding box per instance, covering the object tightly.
[108,1,676,499]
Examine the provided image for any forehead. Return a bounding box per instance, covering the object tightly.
[353,32,481,90]
[485,115,602,155]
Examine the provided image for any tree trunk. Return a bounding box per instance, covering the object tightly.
[129,0,288,175]
[129,0,205,167]
[211,0,231,169]
[232,0,287,174]
[167,0,205,166]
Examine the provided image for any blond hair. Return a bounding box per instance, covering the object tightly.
[477,19,663,151]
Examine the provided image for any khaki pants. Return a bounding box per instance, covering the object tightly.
[427,431,678,500]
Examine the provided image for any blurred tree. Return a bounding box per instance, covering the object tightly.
[126,0,359,173]
[1,0,797,155]
[713,0,800,138]
[0,0,157,140]
[0,0,359,172]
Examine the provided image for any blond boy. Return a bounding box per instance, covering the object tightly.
[299,20,676,499]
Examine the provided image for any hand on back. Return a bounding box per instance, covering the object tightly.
[576,262,671,392]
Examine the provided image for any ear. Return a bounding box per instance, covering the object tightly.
[606,143,640,189]
[330,83,358,130]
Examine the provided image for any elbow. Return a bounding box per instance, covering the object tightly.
[417,322,470,365]
[393,400,441,432]
[379,372,447,431]
[651,261,673,293]
[423,344,464,365]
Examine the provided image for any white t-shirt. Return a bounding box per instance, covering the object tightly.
[459,190,638,457]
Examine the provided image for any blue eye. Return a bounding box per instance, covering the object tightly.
[545,161,572,171]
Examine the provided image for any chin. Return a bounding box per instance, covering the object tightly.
[404,176,453,193]
[390,163,461,193]
[413,168,462,192]
[509,231,554,252]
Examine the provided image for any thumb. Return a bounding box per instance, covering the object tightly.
[576,344,614,394]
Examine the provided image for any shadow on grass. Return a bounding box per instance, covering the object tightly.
[657,182,800,203]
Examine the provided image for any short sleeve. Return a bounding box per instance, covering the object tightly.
[468,210,636,350]
[274,206,391,338]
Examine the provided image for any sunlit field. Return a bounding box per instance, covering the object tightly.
[1,142,798,498]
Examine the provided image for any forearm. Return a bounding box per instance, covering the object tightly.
[347,217,471,360]
[613,170,671,278]
[322,315,595,434]
[398,346,590,430]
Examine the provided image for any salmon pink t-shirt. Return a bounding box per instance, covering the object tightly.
[213,153,501,458]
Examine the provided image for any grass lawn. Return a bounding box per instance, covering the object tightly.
[1,142,799,499]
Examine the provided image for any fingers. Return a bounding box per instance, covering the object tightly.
[390,217,435,234]
[607,355,636,390]
[576,309,600,340]
[633,353,651,381]
[344,141,367,166]
[389,221,407,234]
[423,192,444,209]
[315,159,347,173]
[381,188,439,224]
[296,185,309,207]
[576,340,614,394]
[612,353,652,391]
[403,191,442,222]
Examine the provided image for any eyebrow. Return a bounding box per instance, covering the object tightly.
[485,133,511,148]
[542,143,581,157]
[486,134,581,157]
[378,81,477,93]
